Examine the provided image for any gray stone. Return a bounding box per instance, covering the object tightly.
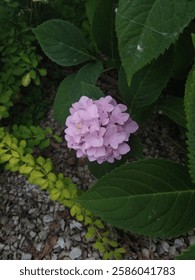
[21,253,32,260]
[169,246,176,256]
[92,251,100,259]
[29,231,37,238]
[70,221,83,230]
[43,214,54,223]
[35,242,43,252]
[0,216,9,225]
[188,236,195,245]
[57,237,65,249]
[38,230,49,241]
[141,248,150,259]
[72,233,81,242]
[69,247,82,259]
[174,238,184,248]
[60,219,65,231]
[64,237,72,250]
[161,241,169,252]
[0,243,4,251]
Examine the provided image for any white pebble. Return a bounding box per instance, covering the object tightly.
[69,247,82,259]
[43,214,54,223]
[141,248,150,259]
[57,237,65,249]
[21,253,32,260]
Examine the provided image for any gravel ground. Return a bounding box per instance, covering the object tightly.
[0,108,195,260]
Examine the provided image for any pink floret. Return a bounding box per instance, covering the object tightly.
[64,96,138,164]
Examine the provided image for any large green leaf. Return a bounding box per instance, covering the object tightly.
[53,74,76,125]
[157,96,186,128]
[80,82,104,99]
[85,0,100,25]
[173,31,194,79]
[118,50,173,115]
[78,159,195,238]
[33,19,94,66]
[185,64,195,183]
[116,0,195,83]
[91,0,118,58]
[176,245,195,260]
[54,62,103,124]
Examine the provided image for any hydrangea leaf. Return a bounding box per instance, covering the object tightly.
[176,245,195,260]
[185,64,195,183]
[81,82,104,99]
[33,19,94,66]
[78,159,195,238]
[116,0,195,84]
[157,96,186,128]
[54,62,103,124]
[85,0,100,25]
[118,49,173,114]
[53,74,76,125]
[91,0,118,59]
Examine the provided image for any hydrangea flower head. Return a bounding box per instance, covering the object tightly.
[65,96,138,164]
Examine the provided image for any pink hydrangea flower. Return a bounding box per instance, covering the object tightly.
[64,96,138,164]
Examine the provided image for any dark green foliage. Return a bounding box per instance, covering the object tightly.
[185,64,195,184]
[157,96,186,128]
[0,0,46,119]
[11,124,60,153]
[33,19,95,67]
[1,0,195,251]
[79,159,195,238]
[118,50,173,115]
[176,245,195,260]
[53,62,103,124]
[116,0,195,83]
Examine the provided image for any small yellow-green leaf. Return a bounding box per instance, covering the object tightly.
[3,134,12,146]
[93,242,105,252]
[34,76,40,86]
[11,150,20,158]
[56,180,64,189]
[33,177,47,186]
[22,154,35,166]
[30,170,44,179]
[11,143,18,150]
[48,172,57,182]
[36,156,45,166]
[41,181,49,190]
[113,251,123,260]
[115,247,126,254]
[38,68,47,76]
[50,189,61,200]
[94,219,105,229]
[85,226,96,239]
[61,189,71,199]
[43,161,52,173]
[76,214,84,221]
[0,148,8,155]
[103,252,112,260]
[19,140,27,149]
[84,216,92,225]
[70,205,82,216]
[0,154,12,162]
[29,69,36,79]
[21,73,31,87]
[9,157,20,165]
[19,164,33,174]
[107,240,119,248]
[62,199,74,208]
